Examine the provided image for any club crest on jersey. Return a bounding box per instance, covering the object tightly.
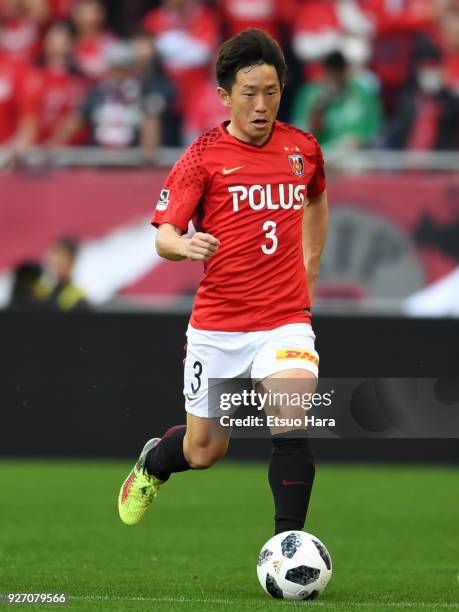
[288,154,305,177]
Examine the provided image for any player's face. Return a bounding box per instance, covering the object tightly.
[219,63,282,145]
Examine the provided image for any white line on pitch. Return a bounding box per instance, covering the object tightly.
[69,595,459,608]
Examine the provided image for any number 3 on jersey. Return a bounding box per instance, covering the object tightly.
[262,220,278,255]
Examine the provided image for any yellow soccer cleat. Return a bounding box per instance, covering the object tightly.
[118,438,163,526]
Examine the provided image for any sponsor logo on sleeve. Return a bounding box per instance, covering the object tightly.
[156,189,170,211]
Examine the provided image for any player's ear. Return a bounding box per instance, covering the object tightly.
[217,86,231,108]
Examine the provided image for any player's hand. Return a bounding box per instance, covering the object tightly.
[185,233,220,261]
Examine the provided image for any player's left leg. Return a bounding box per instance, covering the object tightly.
[260,370,317,535]
[251,323,319,535]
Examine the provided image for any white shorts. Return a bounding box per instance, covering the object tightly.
[183,322,319,418]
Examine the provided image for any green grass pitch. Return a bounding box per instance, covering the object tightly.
[0,461,457,611]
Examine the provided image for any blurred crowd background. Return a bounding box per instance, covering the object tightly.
[1,0,459,157]
[1,0,459,316]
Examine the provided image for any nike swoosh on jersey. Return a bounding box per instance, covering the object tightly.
[222,165,245,175]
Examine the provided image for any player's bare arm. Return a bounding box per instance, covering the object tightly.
[156,223,220,261]
[302,189,328,304]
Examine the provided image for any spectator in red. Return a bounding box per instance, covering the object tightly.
[384,50,459,150]
[0,21,38,157]
[142,0,219,140]
[292,0,373,81]
[219,0,296,41]
[25,21,88,145]
[438,5,459,96]
[362,0,434,35]
[52,41,166,154]
[183,74,230,143]
[131,30,177,146]
[407,2,459,96]
[71,0,116,81]
[48,0,73,19]
[0,0,49,61]
[361,0,436,114]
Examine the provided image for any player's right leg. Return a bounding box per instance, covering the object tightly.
[118,416,230,526]
[118,437,163,526]
[118,325,249,526]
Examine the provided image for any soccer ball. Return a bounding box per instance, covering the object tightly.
[256,530,332,600]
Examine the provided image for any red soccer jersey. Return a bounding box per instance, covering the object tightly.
[0,15,41,62]
[142,4,218,116]
[22,65,88,143]
[0,52,33,143]
[48,0,74,19]
[220,0,297,40]
[151,121,326,332]
[74,32,116,81]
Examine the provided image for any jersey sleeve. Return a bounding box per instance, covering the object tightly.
[307,135,326,199]
[151,141,209,233]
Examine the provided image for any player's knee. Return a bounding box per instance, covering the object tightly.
[186,451,219,470]
[186,442,228,470]
[187,456,215,470]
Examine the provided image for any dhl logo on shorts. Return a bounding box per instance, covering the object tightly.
[276,349,319,366]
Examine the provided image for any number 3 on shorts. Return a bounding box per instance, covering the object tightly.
[190,360,203,394]
[262,220,278,255]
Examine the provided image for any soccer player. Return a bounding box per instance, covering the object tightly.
[118,28,328,537]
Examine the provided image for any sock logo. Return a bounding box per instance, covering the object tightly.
[282,479,309,486]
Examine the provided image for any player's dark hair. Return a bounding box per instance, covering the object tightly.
[216,28,287,92]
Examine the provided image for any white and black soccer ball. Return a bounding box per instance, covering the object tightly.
[257,531,332,600]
